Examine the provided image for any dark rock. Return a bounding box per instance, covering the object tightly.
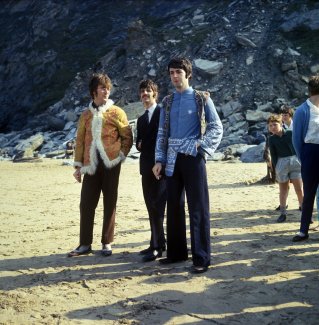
[12,133,44,160]
[47,116,66,131]
[240,143,265,163]
[235,33,257,48]
[281,61,297,72]
[280,9,319,33]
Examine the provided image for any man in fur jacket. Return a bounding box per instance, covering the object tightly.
[68,73,133,257]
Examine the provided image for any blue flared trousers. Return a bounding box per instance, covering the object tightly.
[166,153,211,267]
[300,143,319,234]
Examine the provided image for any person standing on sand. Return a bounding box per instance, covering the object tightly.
[68,73,133,257]
[267,114,303,223]
[136,79,167,262]
[272,105,295,211]
[152,57,223,274]
[292,75,319,242]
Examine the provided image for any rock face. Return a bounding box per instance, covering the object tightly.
[194,59,224,75]
[280,9,319,32]
[1,0,319,162]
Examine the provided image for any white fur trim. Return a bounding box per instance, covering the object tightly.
[89,99,114,114]
[74,161,83,168]
[80,100,124,175]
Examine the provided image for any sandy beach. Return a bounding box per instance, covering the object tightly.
[0,159,318,325]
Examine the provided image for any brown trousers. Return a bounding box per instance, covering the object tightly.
[79,160,121,245]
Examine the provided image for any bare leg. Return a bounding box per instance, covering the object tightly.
[279,181,289,212]
[276,181,289,222]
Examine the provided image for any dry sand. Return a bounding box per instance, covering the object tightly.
[0,159,318,325]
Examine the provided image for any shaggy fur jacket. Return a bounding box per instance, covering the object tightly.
[74,99,133,175]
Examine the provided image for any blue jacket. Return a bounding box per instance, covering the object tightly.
[155,87,223,176]
[292,100,310,160]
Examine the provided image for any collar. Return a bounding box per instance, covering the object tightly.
[89,99,114,113]
[174,86,193,97]
[146,103,157,114]
[273,128,286,137]
[307,98,319,110]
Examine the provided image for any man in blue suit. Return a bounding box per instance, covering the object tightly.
[136,79,166,262]
[153,57,223,273]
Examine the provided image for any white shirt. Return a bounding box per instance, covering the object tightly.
[146,103,157,123]
[283,120,293,130]
[305,99,319,144]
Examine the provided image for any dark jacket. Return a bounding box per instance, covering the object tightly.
[269,129,296,168]
[136,105,161,175]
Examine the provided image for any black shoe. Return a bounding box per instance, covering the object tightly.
[190,265,208,274]
[159,257,187,264]
[142,249,162,262]
[292,234,309,242]
[139,247,152,255]
[275,204,288,211]
[277,214,287,223]
[140,245,166,255]
[101,249,112,256]
[68,245,92,257]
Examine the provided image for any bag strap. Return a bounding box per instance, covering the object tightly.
[194,89,209,139]
[162,94,174,144]
[163,90,209,140]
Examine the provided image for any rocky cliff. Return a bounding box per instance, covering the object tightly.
[1,0,319,161]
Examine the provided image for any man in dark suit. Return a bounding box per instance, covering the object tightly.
[136,79,166,262]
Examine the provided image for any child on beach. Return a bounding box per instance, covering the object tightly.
[267,114,303,222]
[281,105,294,130]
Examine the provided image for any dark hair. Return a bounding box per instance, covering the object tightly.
[308,75,319,96]
[167,57,192,79]
[89,73,112,99]
[280,105,294,117]
[139,79,158,99]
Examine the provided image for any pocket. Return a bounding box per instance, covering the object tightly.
[291,156,301,168]
[295,158,301,168]
[275,159,282,173]
[276,158,285,174]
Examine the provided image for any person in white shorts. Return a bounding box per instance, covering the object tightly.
[268,114,303,223]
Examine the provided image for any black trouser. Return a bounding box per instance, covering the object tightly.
[300,143,319,235]
[166,153,211,267]
[142,172,166,250]
[79,161,121,245]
